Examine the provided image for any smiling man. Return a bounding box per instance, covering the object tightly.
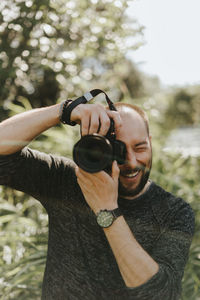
[115,103,152,199]
[0,96,194,300]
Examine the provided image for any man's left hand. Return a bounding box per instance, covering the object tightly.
[75,161,119,214]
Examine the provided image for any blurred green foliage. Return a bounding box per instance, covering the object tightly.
[0,0,200,299]
[0,0,145,117]
[163,86,200,129]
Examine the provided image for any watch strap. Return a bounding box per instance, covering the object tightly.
[109,207,122,220]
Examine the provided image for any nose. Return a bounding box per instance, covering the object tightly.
[125,149,137,169]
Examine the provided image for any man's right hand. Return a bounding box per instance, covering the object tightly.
[71,103,122,136]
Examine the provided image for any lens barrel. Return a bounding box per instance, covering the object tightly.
[73,134,113,173]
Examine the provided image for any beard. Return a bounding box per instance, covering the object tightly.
[118,157,152,198]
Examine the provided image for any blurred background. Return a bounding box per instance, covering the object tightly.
[0,0,199,299]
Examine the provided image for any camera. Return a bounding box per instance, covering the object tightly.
[73,120,127,173]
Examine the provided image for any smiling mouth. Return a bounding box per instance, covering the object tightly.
[121,170,140,178]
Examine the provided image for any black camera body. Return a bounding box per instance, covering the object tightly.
[73,123,126,173]
[67,88,127,173]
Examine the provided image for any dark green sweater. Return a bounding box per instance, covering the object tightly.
[0,148,195,300]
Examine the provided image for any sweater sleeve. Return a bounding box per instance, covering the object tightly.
[121,197,195,300]
[0,147,77,210]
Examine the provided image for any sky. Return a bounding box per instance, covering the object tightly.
[126,0,200,87]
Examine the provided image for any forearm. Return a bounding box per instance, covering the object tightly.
[103,216,159,288]
[0,104,60,155]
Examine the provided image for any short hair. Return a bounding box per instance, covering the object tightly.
[114,102,150,136]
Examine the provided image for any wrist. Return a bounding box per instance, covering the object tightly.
[59,100,76,125]
[96,207,122,228]
[94,203,118,215]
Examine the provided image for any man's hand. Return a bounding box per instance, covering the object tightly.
[73,102,122,213]
[75,161,120,214]
[71,103,122,136]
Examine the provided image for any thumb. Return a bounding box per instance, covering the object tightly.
[111,160,120,182]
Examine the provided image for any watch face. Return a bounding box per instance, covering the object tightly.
[97,210,114,228]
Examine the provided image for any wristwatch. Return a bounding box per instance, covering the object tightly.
[96,208,122,228]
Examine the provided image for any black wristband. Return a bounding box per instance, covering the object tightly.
[64,96,88,126]
[59,100,76,125]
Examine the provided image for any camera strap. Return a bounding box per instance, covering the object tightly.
[61,89,117,126]
[87,89,117,111]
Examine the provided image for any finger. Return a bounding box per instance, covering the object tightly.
[76,172,95,193]
[98,112,111,136]
[80,116,90,136]
[77,167,99,182]
[89,113,100,135]
[111,160,120,183]
[77,166,107,184]
[76,166,92,182]
[106,110,122,131]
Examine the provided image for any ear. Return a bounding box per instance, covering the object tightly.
[148,135,152,147]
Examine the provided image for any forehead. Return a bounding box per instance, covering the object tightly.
[116,107,148,142]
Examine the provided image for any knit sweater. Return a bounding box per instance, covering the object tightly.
[0,148,195,300]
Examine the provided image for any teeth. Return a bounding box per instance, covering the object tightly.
[124,171,139,178]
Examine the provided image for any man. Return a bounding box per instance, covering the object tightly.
[0,97,194,300]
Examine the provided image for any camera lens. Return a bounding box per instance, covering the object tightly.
[84,143,104,162]
[73,134,113,173]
